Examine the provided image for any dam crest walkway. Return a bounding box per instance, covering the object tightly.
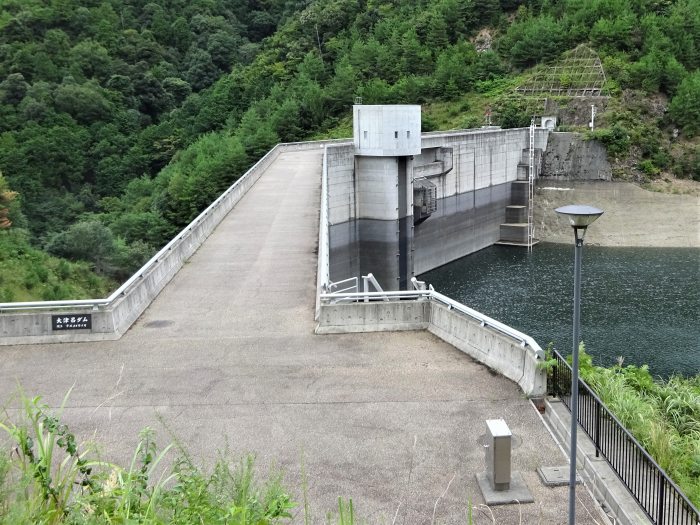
[1,149,603,523]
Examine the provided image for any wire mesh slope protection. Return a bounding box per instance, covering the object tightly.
[516,45,608,97]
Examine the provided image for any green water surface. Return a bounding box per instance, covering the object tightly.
[421,243,700,377]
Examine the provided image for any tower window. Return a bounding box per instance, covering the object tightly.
[394,131,398,138]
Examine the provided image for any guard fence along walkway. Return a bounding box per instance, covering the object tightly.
[548,349,700,525]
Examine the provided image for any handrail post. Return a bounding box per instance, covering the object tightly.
[595,400,601,458]
[657,477,666,525]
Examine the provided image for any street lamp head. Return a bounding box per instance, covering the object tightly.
[555,204,603,244]
[555,204,604,228]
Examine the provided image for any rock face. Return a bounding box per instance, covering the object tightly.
[540,132,612,181]
[534,180,700,247]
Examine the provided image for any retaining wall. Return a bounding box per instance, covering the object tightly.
[540,132,611,181]
[316,299,546,397]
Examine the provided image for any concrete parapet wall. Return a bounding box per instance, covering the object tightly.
[0,308,116,344]
[1,140,343,345]
[427,302,545,397]
[316,299,546,397]
[316,301,429,333]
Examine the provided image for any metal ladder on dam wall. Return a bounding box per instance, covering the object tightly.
[496,120,539,249]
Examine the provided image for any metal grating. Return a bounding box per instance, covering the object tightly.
[516,45,608,98]
[414,177,437,215]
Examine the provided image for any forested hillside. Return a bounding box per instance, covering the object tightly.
[0,0,698,299]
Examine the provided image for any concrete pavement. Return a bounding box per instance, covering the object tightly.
[1,150,606,523]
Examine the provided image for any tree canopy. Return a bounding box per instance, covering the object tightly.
[0,0,697,295]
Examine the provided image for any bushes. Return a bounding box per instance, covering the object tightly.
[576,350,700,507]
[0,228,113,302]
[0,391,296,524]
[587,123,631,157]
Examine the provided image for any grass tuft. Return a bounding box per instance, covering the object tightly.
[0,389,296,524]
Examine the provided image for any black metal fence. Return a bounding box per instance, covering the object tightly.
[547,349,700,525]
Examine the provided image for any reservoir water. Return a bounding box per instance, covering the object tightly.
[421,243,699,378]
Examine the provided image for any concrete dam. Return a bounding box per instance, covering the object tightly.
[327,105,549,290]
[0,105,672,523]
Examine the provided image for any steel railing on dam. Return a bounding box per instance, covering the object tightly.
[320,289,543,353]
[548,349,700,525]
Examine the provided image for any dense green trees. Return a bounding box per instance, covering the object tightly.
[669,71,700,137]
[0,0,697,295]
[0,172,20,229]
[0,0,301,215]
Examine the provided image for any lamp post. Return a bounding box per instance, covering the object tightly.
[555,204,604,525]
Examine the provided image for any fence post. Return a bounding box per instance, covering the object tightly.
[595,401,601,458]
[657,476,666,525]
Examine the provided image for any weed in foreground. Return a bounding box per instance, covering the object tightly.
[0,390,296,524]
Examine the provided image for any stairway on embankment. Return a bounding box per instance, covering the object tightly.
[497,147,542,246]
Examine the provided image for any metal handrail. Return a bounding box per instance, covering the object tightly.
[319,289,543,358]
[327,277,358,295]
[361,273,388,302]
[0,298,110,312]
[548,350,700,524]
[411,277,427,290]
[315,145,331,318]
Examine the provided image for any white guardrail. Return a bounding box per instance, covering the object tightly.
[319,289,544,358]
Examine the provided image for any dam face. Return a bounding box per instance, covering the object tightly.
[327,106,550,290]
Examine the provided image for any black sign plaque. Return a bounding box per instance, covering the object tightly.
[52,314,92,331]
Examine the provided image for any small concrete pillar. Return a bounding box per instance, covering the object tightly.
[476,419,534,505]
[486,419,512,491]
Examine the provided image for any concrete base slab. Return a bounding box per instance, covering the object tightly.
[476,471,535,505]
[537,465,581,486]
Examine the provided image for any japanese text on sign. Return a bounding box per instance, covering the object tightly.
[52,314,92,330]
